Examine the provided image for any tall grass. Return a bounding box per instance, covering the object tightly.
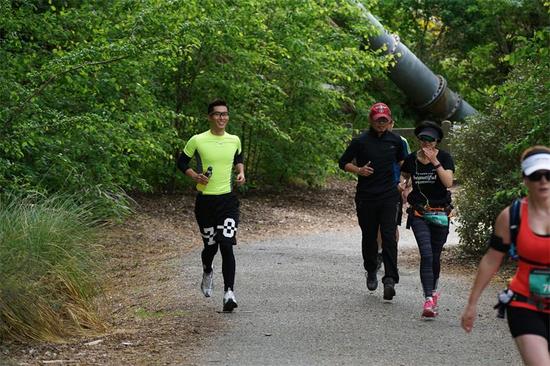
[0,194,107,342]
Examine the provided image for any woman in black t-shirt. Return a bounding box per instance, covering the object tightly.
[401,121,455,319]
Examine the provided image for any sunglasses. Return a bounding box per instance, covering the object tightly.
[526,170,550,182]
[418,135,436,142]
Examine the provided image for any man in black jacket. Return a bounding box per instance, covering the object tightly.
[338,102,405,300]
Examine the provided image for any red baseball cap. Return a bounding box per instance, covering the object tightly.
[369,102,392,121]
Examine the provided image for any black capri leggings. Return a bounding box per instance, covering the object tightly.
[409,215,449,298]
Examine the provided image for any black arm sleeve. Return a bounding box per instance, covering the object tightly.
[233,151,243,165]
[488,233,509,253]
[338,139,358,171]
[177,153,192,173]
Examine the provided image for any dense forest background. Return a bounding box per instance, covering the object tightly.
[0,0,549,342]
[2,0,546,197]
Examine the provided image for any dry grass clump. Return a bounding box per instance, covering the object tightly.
[0,194,107,342]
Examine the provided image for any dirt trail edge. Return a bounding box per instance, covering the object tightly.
[4,181,520,365]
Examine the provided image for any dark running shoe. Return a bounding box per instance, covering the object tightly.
[383,278,396,300]
[366,272,378,291]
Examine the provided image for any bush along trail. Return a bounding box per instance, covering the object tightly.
[4,181,365,364]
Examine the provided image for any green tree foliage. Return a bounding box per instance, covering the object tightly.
[375,0,549,109]
[1,1,180,200]
[0,0,390,199]
[452,27,550,255]
[369,0,549,254]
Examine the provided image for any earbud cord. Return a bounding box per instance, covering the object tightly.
[415,152,431,209]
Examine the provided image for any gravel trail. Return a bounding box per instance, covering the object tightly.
[190,227,521,366]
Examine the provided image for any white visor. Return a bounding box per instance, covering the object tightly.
[521,153,550,176]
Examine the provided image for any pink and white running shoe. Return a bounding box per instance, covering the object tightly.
[422,297,437,318]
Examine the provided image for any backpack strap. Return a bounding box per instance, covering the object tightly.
[508,198,521,260]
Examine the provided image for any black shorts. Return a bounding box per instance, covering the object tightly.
[195,193,240,246]
[507,305,550,345]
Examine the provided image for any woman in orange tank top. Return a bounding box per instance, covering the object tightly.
[461,146,550,365]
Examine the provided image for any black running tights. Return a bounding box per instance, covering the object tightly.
[201,241,235,291]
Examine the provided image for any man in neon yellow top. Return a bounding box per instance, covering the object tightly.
[177,99,245,312]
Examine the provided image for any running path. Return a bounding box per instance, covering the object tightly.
[188,227,521,365]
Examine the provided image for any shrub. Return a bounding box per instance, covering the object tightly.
[0,194,106,342]
[453,57,549,255]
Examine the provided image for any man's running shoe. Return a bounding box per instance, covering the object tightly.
[383,278,395,300]
[200,270,213,297]
[366,272,378,291]
[223,289,238,312]
[422,297,437,318]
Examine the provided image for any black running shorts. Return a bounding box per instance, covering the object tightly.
[194,192,240,246]
[507,305,550,347]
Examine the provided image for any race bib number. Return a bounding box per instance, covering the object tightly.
[529,268,550,298]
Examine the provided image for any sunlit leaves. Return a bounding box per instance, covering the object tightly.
[0,0,390,197]
[375,0,549,110]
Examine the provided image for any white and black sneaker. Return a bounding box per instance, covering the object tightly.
[200,270,214,297]
[223,289,238,312]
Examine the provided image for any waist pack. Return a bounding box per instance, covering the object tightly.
[423,211,449,227]
[411,205,450,227]
[513,292,550,311]
[501,269,550,312]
